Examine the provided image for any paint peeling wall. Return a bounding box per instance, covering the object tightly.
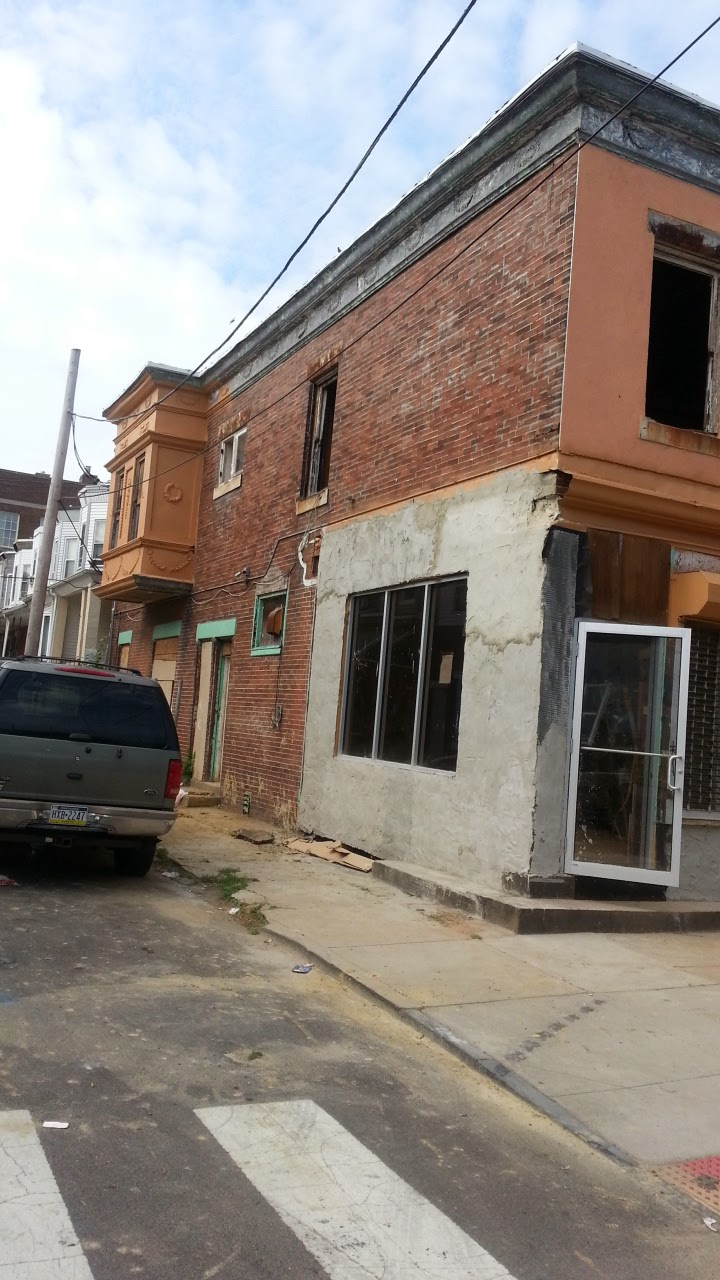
[299,468,558,887]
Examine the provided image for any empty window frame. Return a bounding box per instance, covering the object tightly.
[109,468,124,549]
[218,428,247,486]
[645,256,716,432]
[341,577,468,771]
[0,511,19,550]
[252,591,287,655]
[303,373,337,496]
[127,456,145,541]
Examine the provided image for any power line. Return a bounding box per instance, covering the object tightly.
[59,500,101,573]
[88,15,720,508]
[78,0,480,434]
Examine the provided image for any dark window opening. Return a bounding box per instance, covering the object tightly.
[109,468,124,549]
[645,258,713,432]
[128,455,145,542]
[304,375,337,495]
[342,577,467,771]
[685,625,720,812]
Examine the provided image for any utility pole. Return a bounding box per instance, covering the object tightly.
[25,348,81,657]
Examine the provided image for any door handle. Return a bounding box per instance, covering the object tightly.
[667,755,684,792]
[66,772,83,781]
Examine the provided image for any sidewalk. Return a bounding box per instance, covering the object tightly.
[165,808,720,1174]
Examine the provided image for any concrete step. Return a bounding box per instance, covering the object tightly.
[373,859,720,934]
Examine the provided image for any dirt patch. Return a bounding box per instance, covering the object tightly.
[422,907,483,940]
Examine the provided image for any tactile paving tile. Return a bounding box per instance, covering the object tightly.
[653,1155,720,1213]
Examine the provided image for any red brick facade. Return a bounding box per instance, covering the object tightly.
[113,156,576,822]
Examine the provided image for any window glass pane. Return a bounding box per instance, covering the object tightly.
[419,579,467,770]
[378,586,425,764]
[219,440,232,484]
[92,519,106,560]
[0,670,175,748]
[342,593,384,757]
[0,512,19,548]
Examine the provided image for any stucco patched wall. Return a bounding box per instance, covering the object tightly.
[299,468,558,888]
[668,822,720,901]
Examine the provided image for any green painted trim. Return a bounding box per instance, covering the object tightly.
[251,591,287,656]
[196,617,237,641]
[117,630,133,646]
[153,620,182,641]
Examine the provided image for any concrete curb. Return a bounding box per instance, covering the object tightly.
[265,926,637,1169]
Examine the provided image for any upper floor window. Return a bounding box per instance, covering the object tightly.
[341,576,468,771]
[110,468,124,549]
[92,518,106,562]
[0,511,19,550]
[645,256,716,433]
[252,591,286,656]
[303,372,337,497]
[218,428,246,487]
[64,538,78,579]
[128,455,145,541]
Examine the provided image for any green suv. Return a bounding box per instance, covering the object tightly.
[0,657,181,876]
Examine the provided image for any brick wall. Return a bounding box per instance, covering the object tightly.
[113,156,577,822]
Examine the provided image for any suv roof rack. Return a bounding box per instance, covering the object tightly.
[1,654,144,677]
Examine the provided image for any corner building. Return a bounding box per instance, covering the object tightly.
[98,47,720,900]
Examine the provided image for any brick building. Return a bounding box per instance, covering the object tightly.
[98,47,720,899]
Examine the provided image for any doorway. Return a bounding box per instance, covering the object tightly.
[565,622,690,887]
[209,642,231,781]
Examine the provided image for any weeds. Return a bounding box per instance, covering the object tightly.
[200,867,249,901]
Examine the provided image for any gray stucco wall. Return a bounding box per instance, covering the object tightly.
[668,822,720,900]
[298,469,558,888]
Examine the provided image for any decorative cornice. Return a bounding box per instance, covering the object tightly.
[202,45,720,403]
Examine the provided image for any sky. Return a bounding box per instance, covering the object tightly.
[1,0,719,481]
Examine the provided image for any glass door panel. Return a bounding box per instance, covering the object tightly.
[565,622,690,886]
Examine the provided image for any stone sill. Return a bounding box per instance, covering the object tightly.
[640,418,720,456]
[213,472,243,500]
[295,488,328,516]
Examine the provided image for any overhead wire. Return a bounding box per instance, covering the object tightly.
[79,12,720,515]
[76,0,481,438]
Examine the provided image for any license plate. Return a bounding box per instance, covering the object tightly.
[48,805,88,827]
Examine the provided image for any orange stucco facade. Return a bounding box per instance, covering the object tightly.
[97,371,208,602]
[559,145,720,557]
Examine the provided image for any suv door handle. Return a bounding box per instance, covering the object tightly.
[66,772,83,780]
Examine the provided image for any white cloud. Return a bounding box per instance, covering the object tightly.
[0,0,719,477]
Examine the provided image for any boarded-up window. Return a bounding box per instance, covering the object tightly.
[685,625,720,812]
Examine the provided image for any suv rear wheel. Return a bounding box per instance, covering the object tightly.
[115,840,157,877]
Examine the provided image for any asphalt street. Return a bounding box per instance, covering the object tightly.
[0,848,717,1279]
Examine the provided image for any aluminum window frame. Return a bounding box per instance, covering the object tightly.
[339,574,467,772]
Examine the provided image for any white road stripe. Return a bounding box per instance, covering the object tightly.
[0,1110,94,1278]
[197,1100,515,1279]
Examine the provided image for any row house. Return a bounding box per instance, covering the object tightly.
[0,468,83,654]
[1,480,110,660]
[99,46,720,901]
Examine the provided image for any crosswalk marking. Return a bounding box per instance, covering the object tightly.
[0,1110,95,1279]
[197,1100,515,1279]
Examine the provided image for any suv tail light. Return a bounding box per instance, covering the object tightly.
[165,758,182,800]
